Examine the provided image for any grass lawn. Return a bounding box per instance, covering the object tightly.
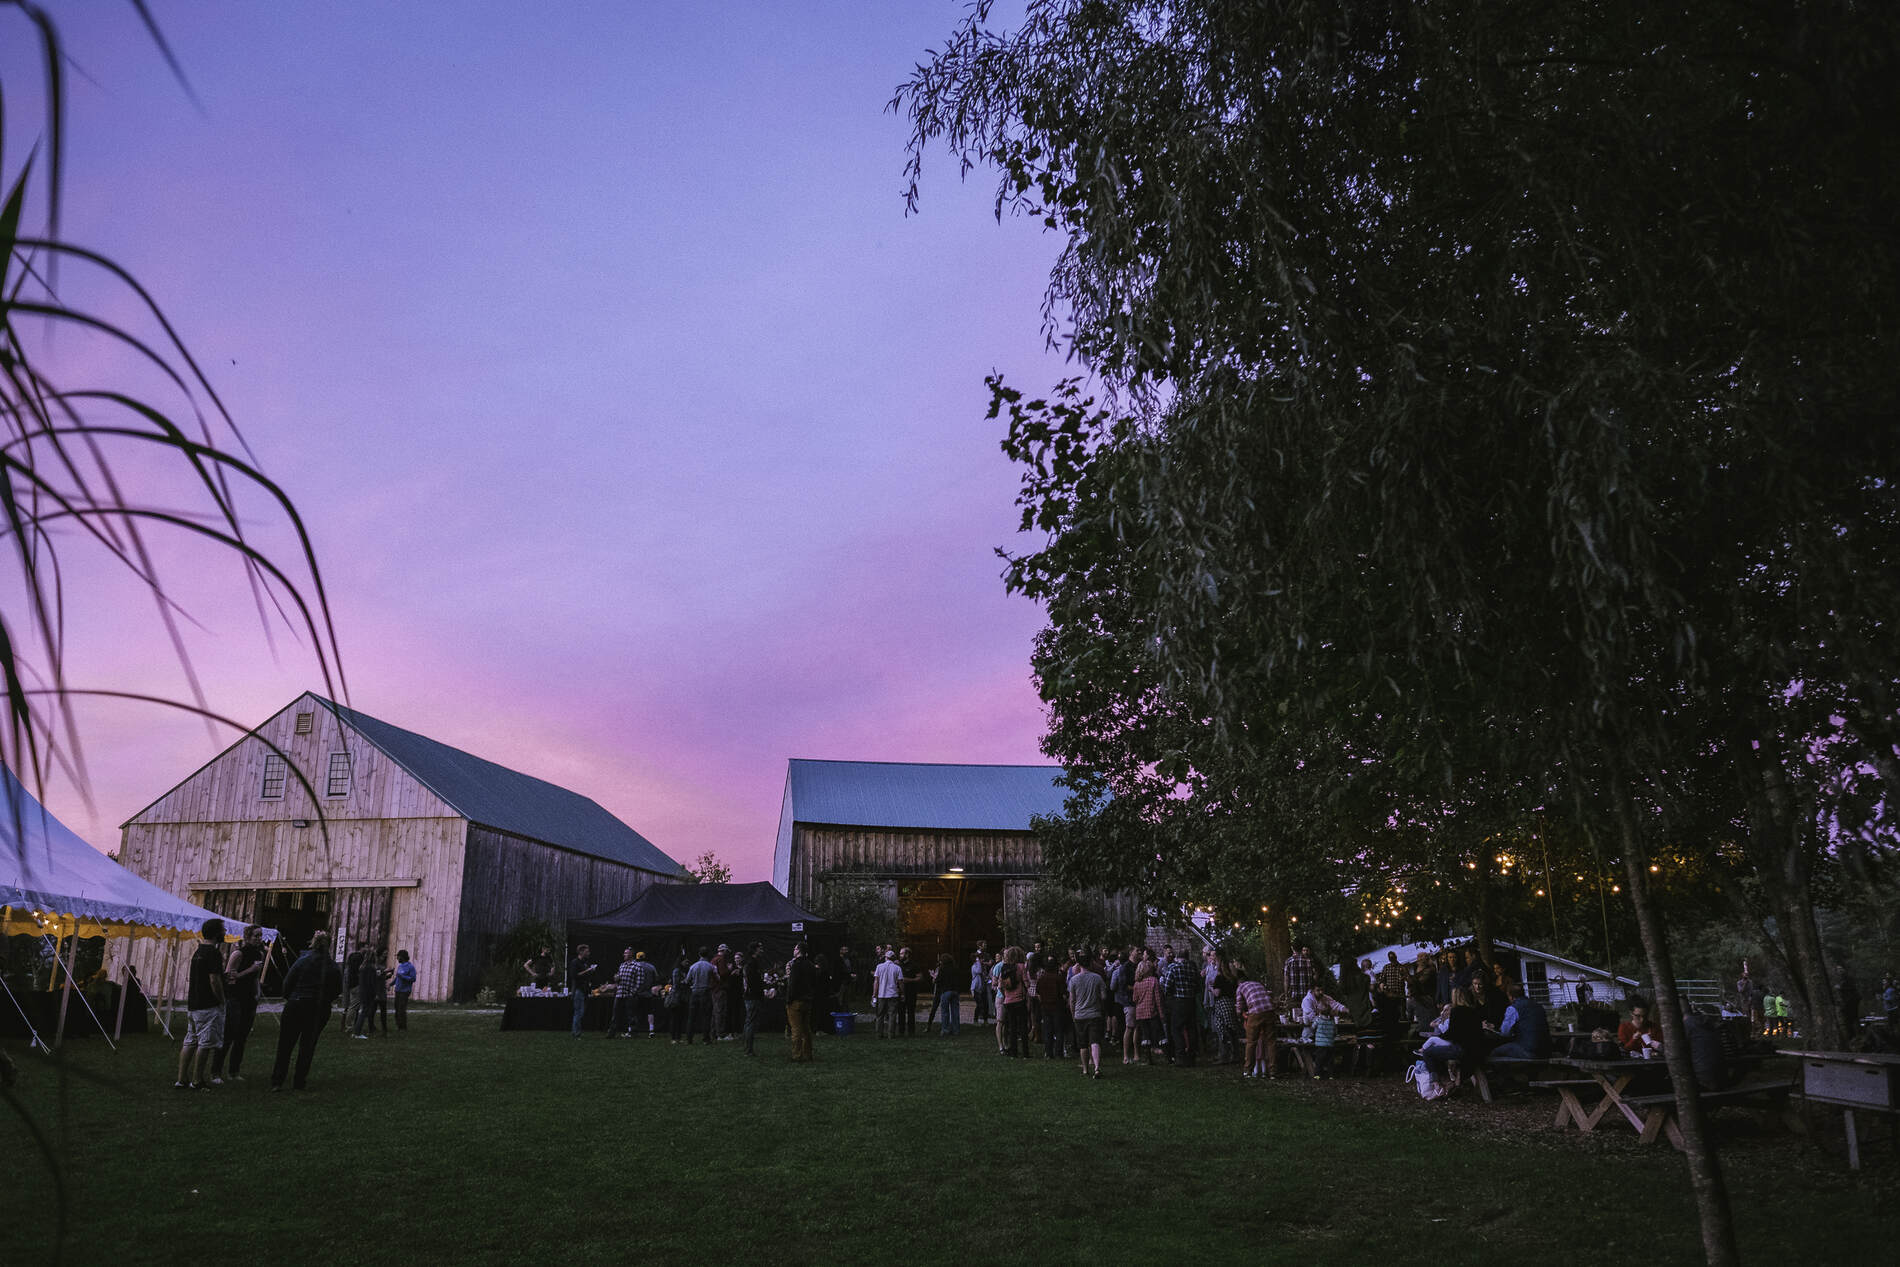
[5,1008,1894,1265]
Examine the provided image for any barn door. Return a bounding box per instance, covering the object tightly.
[333,887,394,964]
[193,888,258,925]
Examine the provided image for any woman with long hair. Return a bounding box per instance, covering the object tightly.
[1210,958,1242,1064]
[998,946,1030,1057]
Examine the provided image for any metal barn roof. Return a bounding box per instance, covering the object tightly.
[322,698,684,876]
[784,759,1070,832]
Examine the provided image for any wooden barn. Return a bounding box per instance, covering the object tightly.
[772,758,1137,965]
[120,692,684,1001]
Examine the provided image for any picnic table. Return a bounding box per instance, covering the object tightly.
[1535,1055,1674,1140]
[1779,1048,1900,1170]
[1276,1019,1359,1077]
[1537,1055,1797,1150]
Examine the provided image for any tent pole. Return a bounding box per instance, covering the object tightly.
[0,971,48,1053]
[113,937,131,1042]
[155,937,179,1039]
[53,928,76,1049]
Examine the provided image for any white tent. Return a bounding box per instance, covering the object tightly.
[1,766,247,940]
[1,766,266,1049]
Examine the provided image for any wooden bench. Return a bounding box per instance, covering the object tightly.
[1622,1079,1798,1149]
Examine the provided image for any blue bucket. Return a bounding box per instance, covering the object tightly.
[830,1011,855,1036]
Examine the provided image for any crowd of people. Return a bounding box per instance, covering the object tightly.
[158,915,1900,1090]
[567,934,1576,1084]
[171,917,418,1093]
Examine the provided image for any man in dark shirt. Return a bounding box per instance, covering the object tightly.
[176,918,227,1089]
[569,945,600,1038]
[210,923,267,1081]
[785,941,816,1062]
[684,946,719,1044]
[271,931,343,1092]
[741,943,767,1055]
[1035,962,1070,1060]
[1161,953,1200,1066]
[355,947,387,1038]
[710,945,732,1040]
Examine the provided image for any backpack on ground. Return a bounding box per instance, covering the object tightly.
[1408,1058,1448,1100]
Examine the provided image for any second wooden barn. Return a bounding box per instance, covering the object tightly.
[772,758,1138,966]
[120,692,685,1001]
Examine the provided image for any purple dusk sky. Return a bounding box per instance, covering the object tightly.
[16,3,1068,880]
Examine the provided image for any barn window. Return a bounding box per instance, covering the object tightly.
[326,751,353,797]
[261,755,288,800]
[294,712,314,734]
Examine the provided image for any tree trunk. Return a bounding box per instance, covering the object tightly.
[1259,910,1291,982]
[1614,783,1740,1267]
[1749,743,1842,1048]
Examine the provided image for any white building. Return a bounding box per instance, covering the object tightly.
[1348,936,1639,1006]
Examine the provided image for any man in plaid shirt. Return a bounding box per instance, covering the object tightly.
[1236,972,1278,1078]
[611,949,658,1037]
[1283,945,1314,1016]
[1160,953,1199,1065]
[1377,951,1408,1001]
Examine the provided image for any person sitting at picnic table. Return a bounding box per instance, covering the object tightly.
[1476,965,1509,1028]
[1486,980,1551,1061]
[1419,989,1486,1087]
[1340,959,1375,1027]
[1618,1002,1663,1057]
[1302,982,1347,1028]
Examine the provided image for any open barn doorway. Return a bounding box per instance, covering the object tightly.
[898,878,1006,966]
[254,888,333,994]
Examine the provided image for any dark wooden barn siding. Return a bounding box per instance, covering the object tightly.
[451,823,674,999]
[791,824,1141,941]
[786,825,1044,908]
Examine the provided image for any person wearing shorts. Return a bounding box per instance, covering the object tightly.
[176,917,227,1090]
[1067,955,1110,1078]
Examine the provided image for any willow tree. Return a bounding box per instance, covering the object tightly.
[900,4,1900,1263]
[4,9,341,1256]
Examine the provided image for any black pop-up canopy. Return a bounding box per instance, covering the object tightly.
[568,882,844,970]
